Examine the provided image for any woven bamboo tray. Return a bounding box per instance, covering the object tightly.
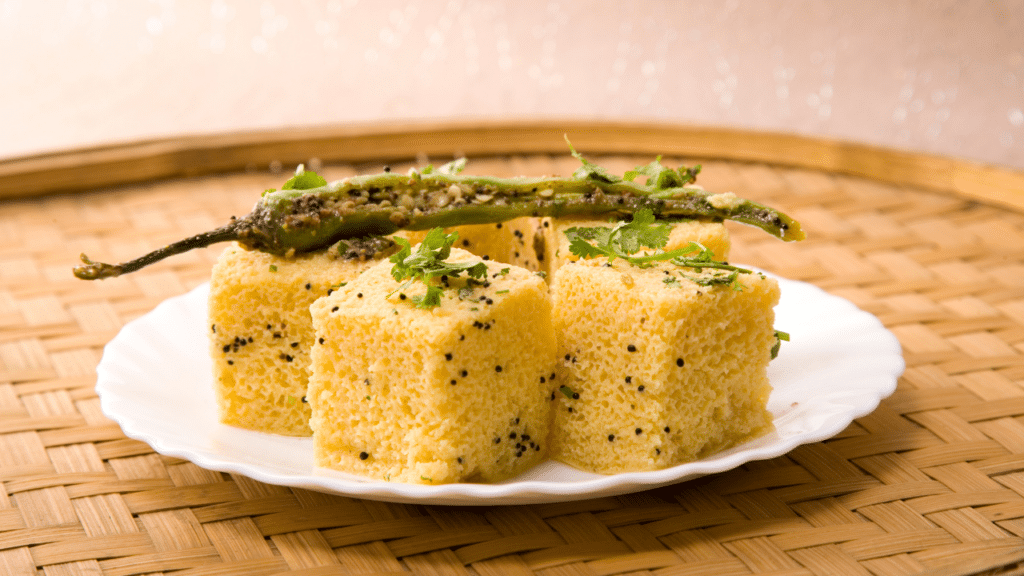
[1,122,1023,576]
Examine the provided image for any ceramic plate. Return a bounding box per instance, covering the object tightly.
[96,274,903,505]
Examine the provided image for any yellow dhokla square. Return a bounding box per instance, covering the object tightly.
[541,218,730,277]
[308,249,556,484]
[208,243,377,436]
[549,258,779,474]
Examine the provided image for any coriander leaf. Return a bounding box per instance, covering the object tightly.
[567,212,756,288]
[281,165,328,190]
[680,269,742,289]
[412,285,444,308]
[771,330,790,360]
[567,235,611,261]
[565,208,673,265]
[389,237,414,282]
[565,224,613,245]
[678,164,702,185]
[624,157,702,189]
[624,156,682,189]
[388,228,487,308]
[564,135,620,184]
[437,158,467,174]
[619,209,670,254]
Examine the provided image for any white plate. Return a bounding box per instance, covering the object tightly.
[96,274,904,505]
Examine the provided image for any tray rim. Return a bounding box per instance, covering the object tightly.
[2,119,1023,212]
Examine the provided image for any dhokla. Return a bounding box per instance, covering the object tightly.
[308,249,556,484]
[541,218,731,277]
[549,257,779,474]
[402,217,543,271]
[208,242,381,436]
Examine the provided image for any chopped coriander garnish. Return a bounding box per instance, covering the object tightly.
[281,164,328,190]
[389,228,487,309]
[269,264,278,272]
[565,136,620,184]
[495,289,509,294]
[771,330,790,360]
[567,208,752,290]
[623,155,701,189]
[671,243,752,290]
[565,208,697,267]
[559,385,575,399]
[420,158,467,176]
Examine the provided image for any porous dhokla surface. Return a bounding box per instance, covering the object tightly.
[308,249,556,484]
[402,217,542,271]
[209,243,375,436]
[550,258,779,474]
[541,218,731,277]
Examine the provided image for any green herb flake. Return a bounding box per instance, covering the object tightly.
[495,289,509,294]
[388,228,487,309]
[559,385,575,399]
[567,211,753,288]
[565,208,687,267]
[771,330,790,360]
[499,267,510,275]
[623,156,701,189]
[269,264,278,272]
[565,135,620,184]
[281,165,328,191]
[437,158,467,174]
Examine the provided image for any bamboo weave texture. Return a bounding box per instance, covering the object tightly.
[0,153,1023,576]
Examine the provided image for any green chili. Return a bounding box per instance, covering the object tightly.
[73,158,804,280]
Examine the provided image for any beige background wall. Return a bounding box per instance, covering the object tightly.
[2,0,1022,169]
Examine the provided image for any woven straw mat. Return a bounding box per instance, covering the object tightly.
[1,153,1023,576]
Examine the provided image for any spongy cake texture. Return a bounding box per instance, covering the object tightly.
[542,218,731,277]
[208,243,375,436]
[308,249,556,484]
[550,257,779,474]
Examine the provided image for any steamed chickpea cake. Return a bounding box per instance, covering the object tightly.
[208,239,395,436]
[308,249,556,484]
[549,257,779,474]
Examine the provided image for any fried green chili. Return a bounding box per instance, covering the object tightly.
[73,152,804,280]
